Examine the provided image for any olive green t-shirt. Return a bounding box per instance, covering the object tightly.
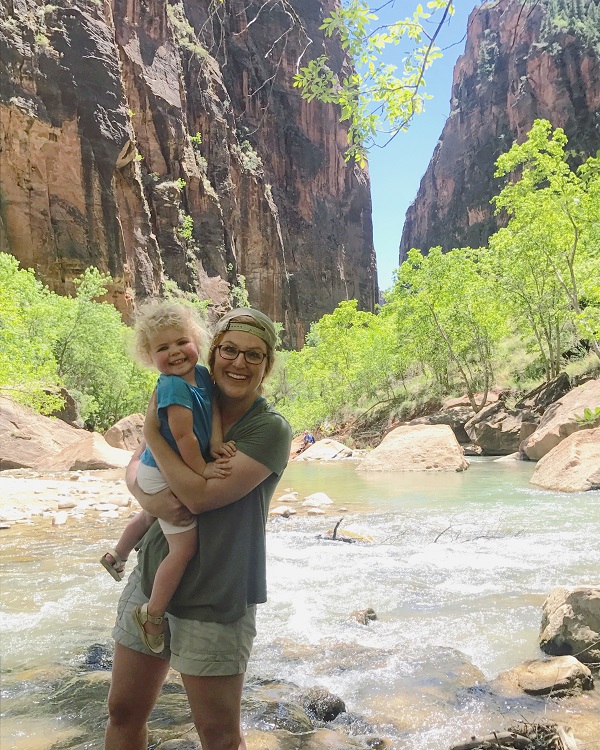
[138,397,292,623]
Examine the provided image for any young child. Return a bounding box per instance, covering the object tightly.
[100,301,234,654]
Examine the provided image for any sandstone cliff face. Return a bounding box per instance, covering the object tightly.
[0,0,377,346]
[399,0,600,261]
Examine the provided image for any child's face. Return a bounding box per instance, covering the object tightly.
[148,327,199,378]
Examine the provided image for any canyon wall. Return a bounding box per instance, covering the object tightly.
[0,0,377,347]
[399,0,600,261]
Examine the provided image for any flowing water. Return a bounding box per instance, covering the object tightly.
[1,458,599,749]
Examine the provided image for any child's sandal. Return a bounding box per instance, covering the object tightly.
[132,603,165,654]
[99,548,126,581]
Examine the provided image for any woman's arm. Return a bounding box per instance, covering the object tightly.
[143,396,271,514]
[125,439,196,525]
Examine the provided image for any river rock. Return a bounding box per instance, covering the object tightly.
[357,424,469,472]
[539,586,600,664]
[514,372,571,413]
[0,397,84,470]
[84,643,113,671]
[303,492,334,507]
[529,427,600,491]
[491,655,593,697]
[246,699,314,733]
[294,439,353,461]
[52,510,69,525]
[41,432,133,471]
[275,492,299,503]
[350,608,378,625]
[270,506,296,517]
[301,687,346,721]
[104,413,145,450]
[57,498,77,509]
[520,378,600,460]
[409,405,475,443]
[464,401,536,455]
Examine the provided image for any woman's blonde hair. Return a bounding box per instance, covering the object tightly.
[133,300,211,368]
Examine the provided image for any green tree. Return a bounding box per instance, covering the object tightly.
[49,268,156,429]
[0,254,63,413]
[493,119,600,364]
[293,0,453,164]
[0,255,156,429]
[269,300,402,430]
[385,246,507,411]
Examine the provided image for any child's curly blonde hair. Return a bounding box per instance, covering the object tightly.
[133,300,211,368]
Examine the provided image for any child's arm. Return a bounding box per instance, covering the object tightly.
[210,400,236,459]
[167,405,230,479]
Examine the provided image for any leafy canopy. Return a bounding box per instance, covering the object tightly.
[293,0,454,164]
[0,254,156,429]
[493,119,600,364]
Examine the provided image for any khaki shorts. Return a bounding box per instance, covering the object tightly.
[112,568,256,676]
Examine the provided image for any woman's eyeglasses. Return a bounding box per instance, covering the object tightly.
[217,344,266,365]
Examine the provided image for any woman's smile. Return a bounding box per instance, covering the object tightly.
[213,331,267,402]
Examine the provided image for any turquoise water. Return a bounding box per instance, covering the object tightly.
[1,458,599,749]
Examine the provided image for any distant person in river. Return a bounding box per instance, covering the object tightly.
[104,307,292,750]
[100,301,235,654]
[296,429,315,454]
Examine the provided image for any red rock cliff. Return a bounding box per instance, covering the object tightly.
[0,0,377,347]
[399,0,600,261]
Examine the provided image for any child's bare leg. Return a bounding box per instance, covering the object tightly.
[103,511,156,570]
[143,528,197,637]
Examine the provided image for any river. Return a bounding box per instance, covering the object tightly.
[1,458,599,749]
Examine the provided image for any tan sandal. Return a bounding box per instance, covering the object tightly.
[99,548,127,581]
[132,603,165,654]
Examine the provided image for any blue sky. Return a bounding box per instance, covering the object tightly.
[367,1,479,291]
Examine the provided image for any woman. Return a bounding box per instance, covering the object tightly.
[105,308,292,750]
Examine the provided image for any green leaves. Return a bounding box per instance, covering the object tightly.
[293,0,453,164]
[0,255,155,429]
[491,118,600,369]
[575,406,600,427]
[0,254,63,413]
[267,300,402,431]
[384,246,506,410]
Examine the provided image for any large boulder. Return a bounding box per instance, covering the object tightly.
[40,432,133,471]
[294,439,353,461]
[408,406,475,444]
[0,397,83,470]
[104,414,145,450]
[491,655,593,697]
[44,387,82,427]
[514,372,571,414]
[521,378,600,460]
[539,586,600,664]
[530,427,600,492]
[464,401,536,455]
[357,424,469,472]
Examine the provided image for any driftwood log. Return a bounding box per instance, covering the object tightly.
[449,732,530,750]
[449,723,578,750]
[316,518,356,543]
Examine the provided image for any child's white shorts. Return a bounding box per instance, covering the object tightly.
[137,462,197,535]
